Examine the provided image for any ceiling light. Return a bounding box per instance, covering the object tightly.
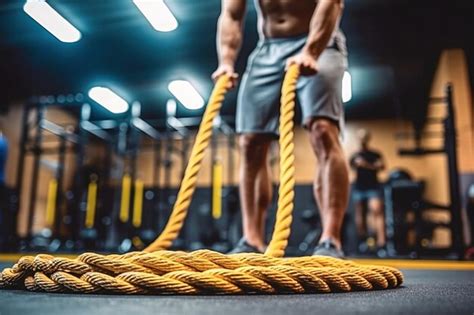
[23,0,81,43]
[88,87,129,114]
[166,99,177,117]
[168,80,205,110]
[133,0,178,32]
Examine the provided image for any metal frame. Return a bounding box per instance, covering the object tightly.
[15,93,241,252]
[396,83,464,258]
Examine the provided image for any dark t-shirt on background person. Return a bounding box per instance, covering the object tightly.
[350,149,382,191]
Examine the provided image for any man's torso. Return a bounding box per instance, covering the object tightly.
[352,150,382,190]
[255,0,317,38]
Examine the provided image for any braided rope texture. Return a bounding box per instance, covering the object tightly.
[0,65,404,295]
[0,250,403,294]
[265,65,298,258]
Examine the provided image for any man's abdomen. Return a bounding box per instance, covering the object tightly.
[257,0,315,38]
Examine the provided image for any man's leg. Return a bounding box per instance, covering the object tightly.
[354,199,368,238]
[368,196,386,247]
[255,151,273,240]
[238,134,273,252]
[308,118,349,250]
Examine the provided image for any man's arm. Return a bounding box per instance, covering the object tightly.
[373,157,385,171]
[212,0,246,87]
[286,0,344,75]
[357,156,386,171]
[349,153,358,169]
[303,0,344,60]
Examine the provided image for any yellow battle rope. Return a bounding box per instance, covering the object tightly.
[145,74,230,252]
[0,65,403,294]
[265,64,298,258]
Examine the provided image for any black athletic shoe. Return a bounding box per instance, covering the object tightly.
[313,239,345,259]
[228,238,263,254]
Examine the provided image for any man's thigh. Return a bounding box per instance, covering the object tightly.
[298,48,347,130]
[236,46,284,136]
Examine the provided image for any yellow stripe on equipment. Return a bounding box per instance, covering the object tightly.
[85,180,98,229]
[132,179,144,228]
[132,236,145,250]
[120,174,131,223]
[212,161,223,219]
[45,179,58,226]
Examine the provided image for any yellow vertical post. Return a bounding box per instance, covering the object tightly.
[212,161,223,219]
[120,174,131,223]
[85,178,98,229]
[45,179,58,226]
[132,179,144,228]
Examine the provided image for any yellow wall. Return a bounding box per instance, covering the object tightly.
[133,121,449,202]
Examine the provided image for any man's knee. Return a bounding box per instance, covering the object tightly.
[239,134,271,162]
[307,118,340,160]
[369,198,384,216]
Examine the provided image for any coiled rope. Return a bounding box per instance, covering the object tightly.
[0,65,403,294]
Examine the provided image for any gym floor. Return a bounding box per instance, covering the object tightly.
[1,260,473,315]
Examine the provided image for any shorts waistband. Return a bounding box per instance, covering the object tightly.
[260,33,341,52]
[260,33,308,44]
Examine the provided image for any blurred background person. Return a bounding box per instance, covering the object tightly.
[350,129,386,256]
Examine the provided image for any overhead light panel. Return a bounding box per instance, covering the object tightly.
[168,80,205,110]
[88,87,129,114]
[166,99,177,117]
[342,71,352,103]
[23,0,81,43]
[133,0,178,32]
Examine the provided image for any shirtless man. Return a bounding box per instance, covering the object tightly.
[212,0,349,257]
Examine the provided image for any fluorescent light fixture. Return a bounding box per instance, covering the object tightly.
[213,115,222,128]
[23,0,81,43]
[342,71,352,103]
[168,80,205,110]
[88,87,129,114]
[133,0,178,32]
[166,99,177,117]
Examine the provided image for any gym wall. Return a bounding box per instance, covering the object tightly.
[0,51,472,245]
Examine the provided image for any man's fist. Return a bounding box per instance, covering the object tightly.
[212,64,239,89]
[286,51,319,76]
[354,157,366,167]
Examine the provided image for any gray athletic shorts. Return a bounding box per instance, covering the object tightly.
[236,34,348,135]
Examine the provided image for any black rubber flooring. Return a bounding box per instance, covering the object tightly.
[0,266,473,315]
